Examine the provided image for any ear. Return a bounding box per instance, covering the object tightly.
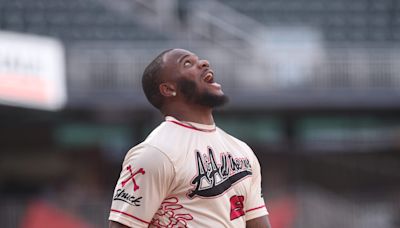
[159,82,177,97]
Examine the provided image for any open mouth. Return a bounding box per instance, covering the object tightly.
[203,71,214,83]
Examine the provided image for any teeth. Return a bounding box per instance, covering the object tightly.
[204,72,213,82]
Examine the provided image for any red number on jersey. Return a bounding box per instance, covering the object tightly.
[230,195,245,220]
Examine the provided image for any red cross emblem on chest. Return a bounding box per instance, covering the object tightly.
[121,165,145,192]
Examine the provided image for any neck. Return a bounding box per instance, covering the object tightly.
[162,103,214,125]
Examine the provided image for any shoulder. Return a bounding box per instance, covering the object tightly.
[124,121,187,167]
[138,121,178,155]
[141,120,194,162]
[123,143,175,172]
[144,121,183,146]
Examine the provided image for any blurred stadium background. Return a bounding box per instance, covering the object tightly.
[1,0,400,227]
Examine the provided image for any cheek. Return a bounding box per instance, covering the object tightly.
[177,78,198,95]
[180,67,199,79]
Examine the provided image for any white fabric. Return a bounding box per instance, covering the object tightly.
[109,116,268,227]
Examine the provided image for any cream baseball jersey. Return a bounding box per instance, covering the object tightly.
[109,116,268,227]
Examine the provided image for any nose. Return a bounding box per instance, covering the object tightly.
[198,59,210,68]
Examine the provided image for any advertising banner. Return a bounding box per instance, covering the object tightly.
[0,31,66,110]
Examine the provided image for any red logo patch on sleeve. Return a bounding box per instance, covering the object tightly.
[230,195,245,220]
[121,165,145,192]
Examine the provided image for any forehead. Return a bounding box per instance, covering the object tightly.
[163,49,196,64]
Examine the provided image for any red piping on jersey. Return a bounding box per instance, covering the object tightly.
[246,205,266,213]
[167,120,216,132]
[110,209,150,224]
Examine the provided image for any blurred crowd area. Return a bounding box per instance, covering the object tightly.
[1,0,400,227]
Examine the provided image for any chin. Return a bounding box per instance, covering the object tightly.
[196,92,229,108]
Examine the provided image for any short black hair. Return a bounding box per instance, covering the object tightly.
[142,49,173,109]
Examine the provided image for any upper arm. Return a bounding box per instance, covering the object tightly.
[109,145,175,227]
[246,215,271,228]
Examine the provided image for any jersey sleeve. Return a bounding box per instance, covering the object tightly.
[109,144,175,227]
[245,152,269,221]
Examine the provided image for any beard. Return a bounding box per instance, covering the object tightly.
[177,78,229,108]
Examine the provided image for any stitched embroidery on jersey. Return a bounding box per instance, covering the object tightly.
[150,197,193,227]
[188,147,252,198]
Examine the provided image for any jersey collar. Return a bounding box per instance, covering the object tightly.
[165,116,216,132]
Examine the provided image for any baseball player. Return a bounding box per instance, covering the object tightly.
[109,49,271,228]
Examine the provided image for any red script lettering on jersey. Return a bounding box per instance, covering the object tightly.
[121,165,145,192]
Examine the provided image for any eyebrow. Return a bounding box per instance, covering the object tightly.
[177,54,190,63]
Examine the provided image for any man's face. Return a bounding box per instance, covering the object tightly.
[163,49,228,108]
